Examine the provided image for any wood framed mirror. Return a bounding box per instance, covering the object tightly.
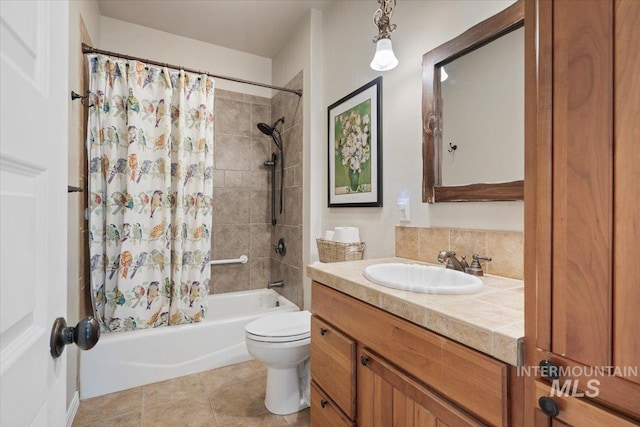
[422,0,524,203]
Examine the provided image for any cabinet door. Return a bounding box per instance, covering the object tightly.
[356,348,482,427]
[525,0,640,422]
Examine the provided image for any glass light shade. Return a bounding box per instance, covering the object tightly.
[440,67,449,82]
[370,38,398,71]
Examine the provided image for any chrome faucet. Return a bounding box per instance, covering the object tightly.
[267,280,284,289]
[437,250,469,272]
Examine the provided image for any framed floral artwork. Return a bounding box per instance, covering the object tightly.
[328,77,382,207]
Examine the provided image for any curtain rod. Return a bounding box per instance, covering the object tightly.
[82,43,302,97]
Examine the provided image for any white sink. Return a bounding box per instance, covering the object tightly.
[363,263,483,295]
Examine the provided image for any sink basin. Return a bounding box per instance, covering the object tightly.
[363,263,483,295]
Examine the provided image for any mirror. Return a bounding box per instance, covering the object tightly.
[422,0,524,203]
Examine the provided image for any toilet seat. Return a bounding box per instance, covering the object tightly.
[245,311,311,343]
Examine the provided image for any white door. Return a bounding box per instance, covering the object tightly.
[1,1,69,426]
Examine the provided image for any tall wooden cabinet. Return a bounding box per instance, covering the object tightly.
[524,0,640,424]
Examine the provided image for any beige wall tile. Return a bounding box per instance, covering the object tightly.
[271,93,284,124]
[224,170,243,188]
[283,187,302,226]
[450,229,488,261]
[215,88,244,101]
[250,190,271,224]
[212,188,250,224]
[249,258,270,289]
[283,124,302,168]
[395,226,419,260]
[212,169,225,188]
[214,134,251,171]
[250,224,271,258]
[486,231,524,279]
[274,225,301,268]
[418,228,450,263]
[212,224,250,260]
[215,97,251,136]
[210,263,250,294]
[243,93,271,106]
[251,137,273,170]
[241,171,269,189]
[251,104,271,138]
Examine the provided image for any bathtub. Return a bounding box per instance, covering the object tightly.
[80,289,299,399]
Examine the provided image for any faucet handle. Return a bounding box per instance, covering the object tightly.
[466,253,492,276]
[472,253,492,262]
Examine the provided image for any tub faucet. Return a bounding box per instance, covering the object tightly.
[437,250,469,272]
[267,280,284,289]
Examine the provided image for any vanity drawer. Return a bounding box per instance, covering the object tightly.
[312,282,508,426]
[533,380,638,426]
[310,381,354,427]
[310,315,356,419]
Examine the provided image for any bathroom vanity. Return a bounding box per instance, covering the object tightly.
[307,258,524,426]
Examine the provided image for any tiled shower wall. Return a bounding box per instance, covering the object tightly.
[270,72,304,308]
[395,226,524,280]
[209,89,273,293]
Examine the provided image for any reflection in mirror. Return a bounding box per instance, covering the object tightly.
[422,0,524,203]
[440,27,524,187]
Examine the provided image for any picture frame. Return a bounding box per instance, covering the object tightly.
[328,77,383,207]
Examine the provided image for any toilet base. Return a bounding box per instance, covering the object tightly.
[264,366,309,415]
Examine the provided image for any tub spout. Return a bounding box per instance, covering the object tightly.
[267,280,284,289]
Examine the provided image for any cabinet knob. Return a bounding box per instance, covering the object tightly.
[320,327,327,336]
[360,355,369,366]
[538,396,560,417]
[320,399,328,408]
[539,359,560,380]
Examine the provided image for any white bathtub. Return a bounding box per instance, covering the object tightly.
[80,289,299,399]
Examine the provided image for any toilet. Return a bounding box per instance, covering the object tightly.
[244,310,311,415]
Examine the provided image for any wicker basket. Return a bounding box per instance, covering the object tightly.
[316,238,365,263]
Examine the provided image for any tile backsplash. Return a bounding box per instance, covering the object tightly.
[395,226,523,280]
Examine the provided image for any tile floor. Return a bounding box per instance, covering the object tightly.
[72,360,310,427]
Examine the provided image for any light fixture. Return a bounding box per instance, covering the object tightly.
[370,0,398,71]
[440,67,448,82]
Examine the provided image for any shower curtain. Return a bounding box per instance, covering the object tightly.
[87,54,214,332]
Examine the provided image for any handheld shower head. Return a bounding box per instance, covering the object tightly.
[257,122,274,136]
[256,117,284,150]
[256,117,286,219]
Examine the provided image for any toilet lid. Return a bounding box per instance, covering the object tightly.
[245,311,311,342]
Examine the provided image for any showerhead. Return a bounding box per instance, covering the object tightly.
[256,117,284,150]
[257,122,274,136]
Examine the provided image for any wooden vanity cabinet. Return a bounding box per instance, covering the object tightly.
[524,0,640,424]
[357,347,484,427]
[310,281,521,426]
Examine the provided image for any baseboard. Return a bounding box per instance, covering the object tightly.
[66,391,80,427]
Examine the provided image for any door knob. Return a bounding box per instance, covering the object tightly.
[50,316,100,358]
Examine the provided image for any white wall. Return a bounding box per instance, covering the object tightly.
[99,16,272,98]
[320,0,522,259]
[67,0,101,411]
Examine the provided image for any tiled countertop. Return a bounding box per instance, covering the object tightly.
[307,257,524,366]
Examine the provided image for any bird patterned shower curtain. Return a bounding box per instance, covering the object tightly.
[87,54,214,332]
